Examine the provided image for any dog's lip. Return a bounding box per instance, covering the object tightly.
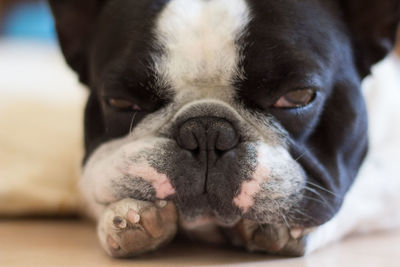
[179,214,241,229]
[213,213,241,227]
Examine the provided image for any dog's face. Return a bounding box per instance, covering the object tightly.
[50,0,399,229]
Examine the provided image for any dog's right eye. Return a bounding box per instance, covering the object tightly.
[273,88,317,109]
[107,98,142,112]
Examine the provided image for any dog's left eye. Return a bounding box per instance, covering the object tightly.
[273,89,316,108]
[107,98,142,112]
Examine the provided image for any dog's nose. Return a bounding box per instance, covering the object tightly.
[177,117,239,152]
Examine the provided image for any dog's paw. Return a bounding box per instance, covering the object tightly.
[230,219,310,257]
[98,198,177,258]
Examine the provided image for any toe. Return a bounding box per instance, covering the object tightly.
[119,229,153,255]
[252,225,290,253]
[141,206,165,239]
[113,216,127,229]
[107,235,121,251]
[126,209,141,224]
[99,199,178,258]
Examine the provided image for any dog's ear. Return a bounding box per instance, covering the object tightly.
[340,0,400,77]
[48,0,107,84]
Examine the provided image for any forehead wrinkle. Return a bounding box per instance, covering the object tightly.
[152,0,251,102]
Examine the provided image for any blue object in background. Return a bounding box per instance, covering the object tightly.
[1,0,56,41]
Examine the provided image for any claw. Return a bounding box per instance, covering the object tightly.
[113,216,127,229]
[156,200,168,208]
[127,209,141,224]
[290,228,303,239]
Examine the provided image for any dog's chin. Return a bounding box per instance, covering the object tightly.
[180,213,242,230]
[178,203,316,256]
[173,194,242,227]
[160,141,306,230]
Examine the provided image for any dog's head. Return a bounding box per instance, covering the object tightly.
[50,0,399,228]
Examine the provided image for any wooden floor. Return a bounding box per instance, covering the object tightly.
[0,219,399,267]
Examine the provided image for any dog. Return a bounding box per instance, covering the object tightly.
[49,0,400,258]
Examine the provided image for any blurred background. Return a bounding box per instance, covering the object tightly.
[0,0,55,41]
[0,0,85,217]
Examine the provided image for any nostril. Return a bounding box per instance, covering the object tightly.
[176,117,240,153]
[215,125,239,151]
[177,122,199,151]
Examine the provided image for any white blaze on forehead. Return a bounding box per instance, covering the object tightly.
[154,0,251,100]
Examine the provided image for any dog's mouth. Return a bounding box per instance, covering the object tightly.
[146,141,256,224]
[140,139,306,228]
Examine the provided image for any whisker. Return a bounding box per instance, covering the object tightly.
[292,209,318,224]
[304,186,331,202]
[272,199,290,229]
[306,180,342,198]
[303,186,336,211]
[301,195,336,213]
[294,152,307,162]
[129,112,138,133]
[280,213,290,229]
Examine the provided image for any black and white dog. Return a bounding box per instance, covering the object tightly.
[49,0,400,257]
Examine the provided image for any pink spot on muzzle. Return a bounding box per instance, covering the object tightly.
[127,164,176,199]
[233,157,269,213]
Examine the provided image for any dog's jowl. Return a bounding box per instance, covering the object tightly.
[49,0,400,257]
